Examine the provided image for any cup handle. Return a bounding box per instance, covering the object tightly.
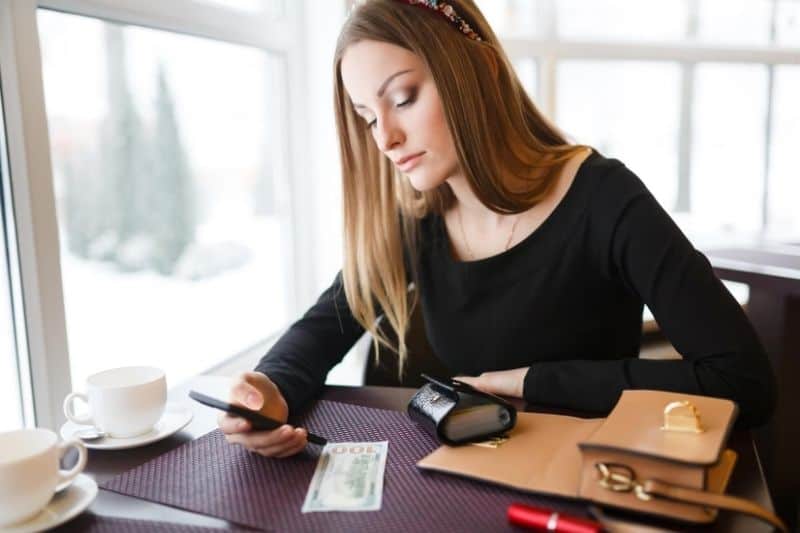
[63,391,93,426]
[57,439,87,487]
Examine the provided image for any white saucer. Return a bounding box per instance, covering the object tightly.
[2,473,97,533]
[59,403,193,450]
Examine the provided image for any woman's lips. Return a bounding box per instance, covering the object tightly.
[396,152,424,172]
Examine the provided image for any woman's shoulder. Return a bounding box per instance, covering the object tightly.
[579,150,652,211]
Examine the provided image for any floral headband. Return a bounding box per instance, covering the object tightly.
[398,0,483,41]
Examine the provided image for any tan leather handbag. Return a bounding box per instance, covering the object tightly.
[416,389,786,531]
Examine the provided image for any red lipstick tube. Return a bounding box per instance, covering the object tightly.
[508,503,602,533]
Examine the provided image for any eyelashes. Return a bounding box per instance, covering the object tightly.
[365,89,417,130]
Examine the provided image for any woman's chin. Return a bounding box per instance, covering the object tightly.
[405,171,444,192]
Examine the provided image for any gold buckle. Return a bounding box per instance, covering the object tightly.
[595,463,653,501]
[661,400,704,433]
[470,435,509,448]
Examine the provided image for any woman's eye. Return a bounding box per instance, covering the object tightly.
[396,90,416,109]
[365,92,415,130]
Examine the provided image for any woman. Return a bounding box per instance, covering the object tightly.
[219,0,775,458]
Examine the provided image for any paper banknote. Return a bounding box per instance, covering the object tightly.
[301,441,388,512]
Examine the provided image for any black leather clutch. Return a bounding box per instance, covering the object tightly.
[407,374,517,445]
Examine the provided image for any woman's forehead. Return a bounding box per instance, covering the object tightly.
[341,41,423,103]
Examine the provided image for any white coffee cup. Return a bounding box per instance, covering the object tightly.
[0,428,88,527]
[63,366,167,438]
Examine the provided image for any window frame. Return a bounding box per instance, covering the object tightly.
[0,0,322,429]
[497,0,800,221]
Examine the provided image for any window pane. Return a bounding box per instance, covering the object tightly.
[767,66,800,239]
[195,0,284,18]
[557,0,689,42]
[691,64,767,234]
[38,11,291,387]
[695,0,773,46]
[556,60,681,210]
[775,0,800,47]
[513,58,538,101]
[475,0,545,38]
[0,85,25,431]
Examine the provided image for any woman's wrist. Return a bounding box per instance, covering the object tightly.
[455,366,529,399]
[521,365,537,403]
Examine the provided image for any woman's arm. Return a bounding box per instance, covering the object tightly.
[461,165,776,428]
[254,271,365,414]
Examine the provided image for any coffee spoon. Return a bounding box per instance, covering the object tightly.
[74,427,107,441]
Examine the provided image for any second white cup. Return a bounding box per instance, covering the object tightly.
[63,366,167,438]
[0,428,87,527]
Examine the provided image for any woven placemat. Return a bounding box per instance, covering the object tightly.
[53,514,252,532]
[102,400,586,532]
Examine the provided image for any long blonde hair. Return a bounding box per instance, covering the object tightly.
[333,0,587,376]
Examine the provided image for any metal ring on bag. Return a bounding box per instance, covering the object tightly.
[595,462,653,501]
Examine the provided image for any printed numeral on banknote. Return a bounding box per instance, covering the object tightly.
[301,441,388,512]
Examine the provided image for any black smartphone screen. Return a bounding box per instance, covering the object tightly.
[188,390,327,445]
[188,390,282,431]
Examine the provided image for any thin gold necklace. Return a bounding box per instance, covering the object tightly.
[457,206,522,260]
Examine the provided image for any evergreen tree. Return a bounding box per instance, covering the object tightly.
[101,24,150,262]
[149,64,195,275]
[63,24,147,264]
[62,150,105,258]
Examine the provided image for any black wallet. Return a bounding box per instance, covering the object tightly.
[407,374,517,445]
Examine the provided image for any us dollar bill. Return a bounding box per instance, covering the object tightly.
[301,441,388,512]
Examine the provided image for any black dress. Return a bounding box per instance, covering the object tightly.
[256,150,775,428]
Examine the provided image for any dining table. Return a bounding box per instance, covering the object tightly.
[56,374,776,532]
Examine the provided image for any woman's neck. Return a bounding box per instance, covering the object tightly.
[446,174,508,228]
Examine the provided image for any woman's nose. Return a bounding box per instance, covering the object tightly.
[374,116,404,152]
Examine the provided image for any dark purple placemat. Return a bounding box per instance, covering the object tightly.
[53,514,253,532]
[101,400,587,532]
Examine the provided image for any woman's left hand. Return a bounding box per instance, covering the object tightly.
[454,367,528,399]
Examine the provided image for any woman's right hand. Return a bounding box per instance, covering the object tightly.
[217,371,309,458]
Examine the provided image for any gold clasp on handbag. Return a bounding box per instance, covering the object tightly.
[470,435,510,448]
[595,463,653,501]
[661,400,704,433]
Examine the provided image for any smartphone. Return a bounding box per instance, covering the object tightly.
[188,390,327,445]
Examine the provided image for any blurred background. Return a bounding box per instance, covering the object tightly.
[1,0,798,520]
[0,0,800,502]
[3,0,799,421]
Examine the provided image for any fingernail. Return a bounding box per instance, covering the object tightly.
[238,421,247,430]
[246,393,258,408]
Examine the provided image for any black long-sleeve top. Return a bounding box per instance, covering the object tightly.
[256,150,776,428]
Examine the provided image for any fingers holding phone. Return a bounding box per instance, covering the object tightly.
[214,372,309,457]
[227,424,309,458]
[230,371,288,422]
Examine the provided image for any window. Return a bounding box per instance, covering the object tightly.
[477,0,800,241]
[691,63,768,233]
[2,0,341,427]
[512,58,539,100]
[197,0,284,17]
[768,66,800,240]
[37,10,293,388]
[556,60,681,210]
[557,0,688,42]
[0,87,25,431]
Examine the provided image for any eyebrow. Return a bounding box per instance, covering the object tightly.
[352,69,414,110]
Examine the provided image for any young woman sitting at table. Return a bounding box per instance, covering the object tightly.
[218,0,775,458]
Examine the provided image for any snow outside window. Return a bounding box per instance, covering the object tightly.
[37,10,292,389]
